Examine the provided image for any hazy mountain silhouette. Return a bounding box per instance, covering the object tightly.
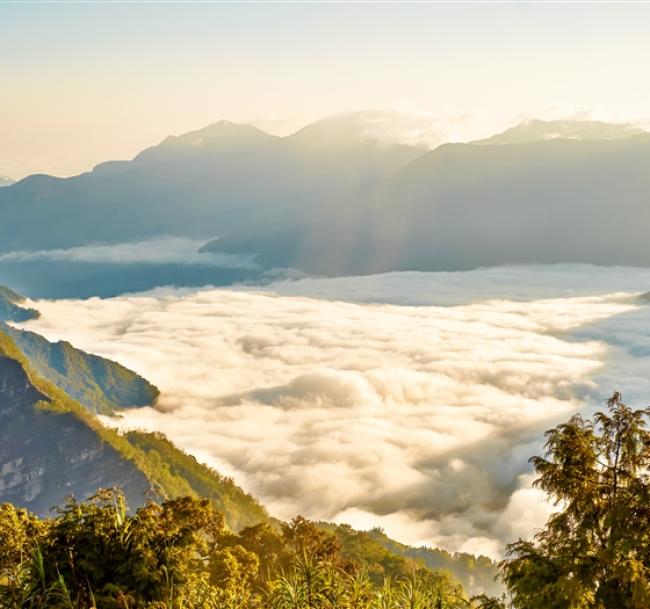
[206,132,650,275]
[0,117,424,253]
[3,116,650,287]
[473,118,645,145]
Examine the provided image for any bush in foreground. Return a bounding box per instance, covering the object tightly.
[0,489,501,609]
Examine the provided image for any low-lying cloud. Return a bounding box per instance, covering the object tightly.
[21,266,650,558]
[0,237,259,269]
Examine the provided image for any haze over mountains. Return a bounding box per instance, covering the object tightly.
[209,121,650,275]
[0,114,424,253]
[0,114,648,297]
[2,111,649,594]
[472,118,646,145]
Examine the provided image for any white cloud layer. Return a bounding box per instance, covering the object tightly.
[0,237,259,269]
[21,266,650,558]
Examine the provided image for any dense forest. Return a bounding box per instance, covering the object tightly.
[0,489,502,609]
[502,393,650,608]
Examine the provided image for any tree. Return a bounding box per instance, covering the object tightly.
[0,491,477,609]
[502,392,650,608]
[281,517,343,566]
[0,503,44,581]
[225,522,286,586]
[209,545,259,608]
[41,489,227,609]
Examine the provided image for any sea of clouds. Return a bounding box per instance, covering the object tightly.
[20,265,650,559]
[0,236,259,269]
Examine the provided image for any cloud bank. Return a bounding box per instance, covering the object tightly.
[0,237,258,269]
[21,267,649,558]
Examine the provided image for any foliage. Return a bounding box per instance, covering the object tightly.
[1,322,159,414]
[0,490,496,609]
[124,432,268,530]
[319,523,500,597]
[0,330,266,531]
[501,392,650,608]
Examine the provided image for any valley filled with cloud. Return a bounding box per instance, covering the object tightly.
[21,266,650,558]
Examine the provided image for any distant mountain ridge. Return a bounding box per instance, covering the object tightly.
[472,118,645,145]
[207,132,650,275]
[0,116,425,254]
[3,115,650,292]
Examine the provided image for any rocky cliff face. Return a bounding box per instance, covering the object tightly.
[0,354,151,515]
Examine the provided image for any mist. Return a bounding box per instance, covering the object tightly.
[0,237,258,269]
[20,266,650,558]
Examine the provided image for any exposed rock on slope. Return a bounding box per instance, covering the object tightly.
[0,351,151,515]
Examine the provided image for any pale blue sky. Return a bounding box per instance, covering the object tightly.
[2,2,650,177]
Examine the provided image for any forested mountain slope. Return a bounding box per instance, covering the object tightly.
[0,322,159,414]
[0,327,267,529]
[321,522,501,597]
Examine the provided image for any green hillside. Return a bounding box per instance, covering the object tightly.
[124,431,268,530]
[0,329,267,531]
[320,522,501,597]
[0,322,159,414]
[368,527,500,596]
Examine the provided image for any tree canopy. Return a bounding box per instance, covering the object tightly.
[502,392,650,608]
[0,489,501,609]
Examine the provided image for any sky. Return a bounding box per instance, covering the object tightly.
[2,1,650,178]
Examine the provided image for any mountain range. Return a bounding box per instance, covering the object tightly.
[1,114,648,297]
[472,118,645,145]
[0,285,40,321]
[206,121,650,275]
[0,115,424,254]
